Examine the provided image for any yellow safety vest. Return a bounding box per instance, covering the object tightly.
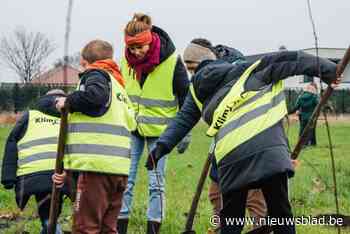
[192,60,287,162]
[17,110,60,176]
[121,53,178,137]
[64,73,136,175]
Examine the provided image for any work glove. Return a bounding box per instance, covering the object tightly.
[176,133,191,154]
[145,143,167,170]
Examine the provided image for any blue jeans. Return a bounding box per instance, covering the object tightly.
[119,134,167,222]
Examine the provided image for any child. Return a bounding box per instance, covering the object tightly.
[147,49,339,234]
[183,39,268,232]
[53,39,136,233]
[1,89,69,234]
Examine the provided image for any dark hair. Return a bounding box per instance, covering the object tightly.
[191,38,213,48]
[81,40,114,64]
[125,13,152,36]
[190,38,217,57]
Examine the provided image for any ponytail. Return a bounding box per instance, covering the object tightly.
[125,13,152,36]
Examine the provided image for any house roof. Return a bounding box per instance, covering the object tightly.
[31,65,80,85]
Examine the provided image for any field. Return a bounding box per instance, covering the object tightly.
[1,120,350,233]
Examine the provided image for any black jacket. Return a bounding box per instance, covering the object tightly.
[1,94,70,209]
[138,26,189,108]
[66,69,111,117]
[156,51,337,193]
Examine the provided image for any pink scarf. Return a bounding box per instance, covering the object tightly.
[125,32,161,81]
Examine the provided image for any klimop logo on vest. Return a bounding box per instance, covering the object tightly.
[34,117,59,125]
[116,92,128,104]
[213,103,236,130]
[213,93,250,130]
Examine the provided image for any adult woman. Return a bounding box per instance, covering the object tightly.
[290,83,319,146]
[117,13,189,234]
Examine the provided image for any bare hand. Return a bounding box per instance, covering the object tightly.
[331,76,342,89]
[52,171,67,188]
[55,97,67,112]
[291,159,300,170]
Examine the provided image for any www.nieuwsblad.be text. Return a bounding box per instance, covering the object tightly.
[209,215,344,227]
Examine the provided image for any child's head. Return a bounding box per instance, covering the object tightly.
[80,40,114,68]
[124,13,153,59]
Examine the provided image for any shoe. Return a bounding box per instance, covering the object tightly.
[117,218,129,234]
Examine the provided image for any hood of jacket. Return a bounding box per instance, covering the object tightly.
[36,93,67,118]
[213,44,246,64]
[152,26,176,63]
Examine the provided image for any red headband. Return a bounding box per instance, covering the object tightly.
[125,30,152,46]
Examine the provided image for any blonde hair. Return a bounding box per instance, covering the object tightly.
[125,13,152,36]
[81,40,113,64]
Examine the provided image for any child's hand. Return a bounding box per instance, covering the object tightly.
[55,97,67,112]
[291,159,300,170]
[52,171,67,188]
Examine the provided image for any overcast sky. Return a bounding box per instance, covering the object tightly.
[0,0,349,82]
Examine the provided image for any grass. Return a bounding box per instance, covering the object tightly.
[0,121,350,233]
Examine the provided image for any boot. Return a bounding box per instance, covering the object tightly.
[117,219,129,234]
[147,221,161,234]
[40,220,63,234]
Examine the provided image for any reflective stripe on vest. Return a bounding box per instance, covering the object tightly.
[129,95,178,108]
[64,73,135,175]
[189,84,203,110]
[206,60,287,162]
[18,152,56,167]
[18,137,58,151]
[66,144,130,158]
[121,53,178,137]
[136,116,172,125]
[17,111,60,176]
[68,123,130,137]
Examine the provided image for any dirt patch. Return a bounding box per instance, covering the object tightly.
[317,114,350,123]
[0,112,22,124]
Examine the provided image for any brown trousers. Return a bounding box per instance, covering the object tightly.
[72,172,127,234]
[208,181,267,228]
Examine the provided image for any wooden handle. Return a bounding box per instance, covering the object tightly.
[48,108,68,234]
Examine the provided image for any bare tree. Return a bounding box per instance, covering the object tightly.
[0,27,55,83]
[54,52,80,69]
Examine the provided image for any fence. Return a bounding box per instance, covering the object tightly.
[1,83,350,114]
[0,83,75,113]
[285,89,350,114]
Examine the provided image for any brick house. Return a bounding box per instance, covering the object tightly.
[31,65,80,86]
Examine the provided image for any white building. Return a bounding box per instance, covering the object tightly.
[247,48,350,90]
